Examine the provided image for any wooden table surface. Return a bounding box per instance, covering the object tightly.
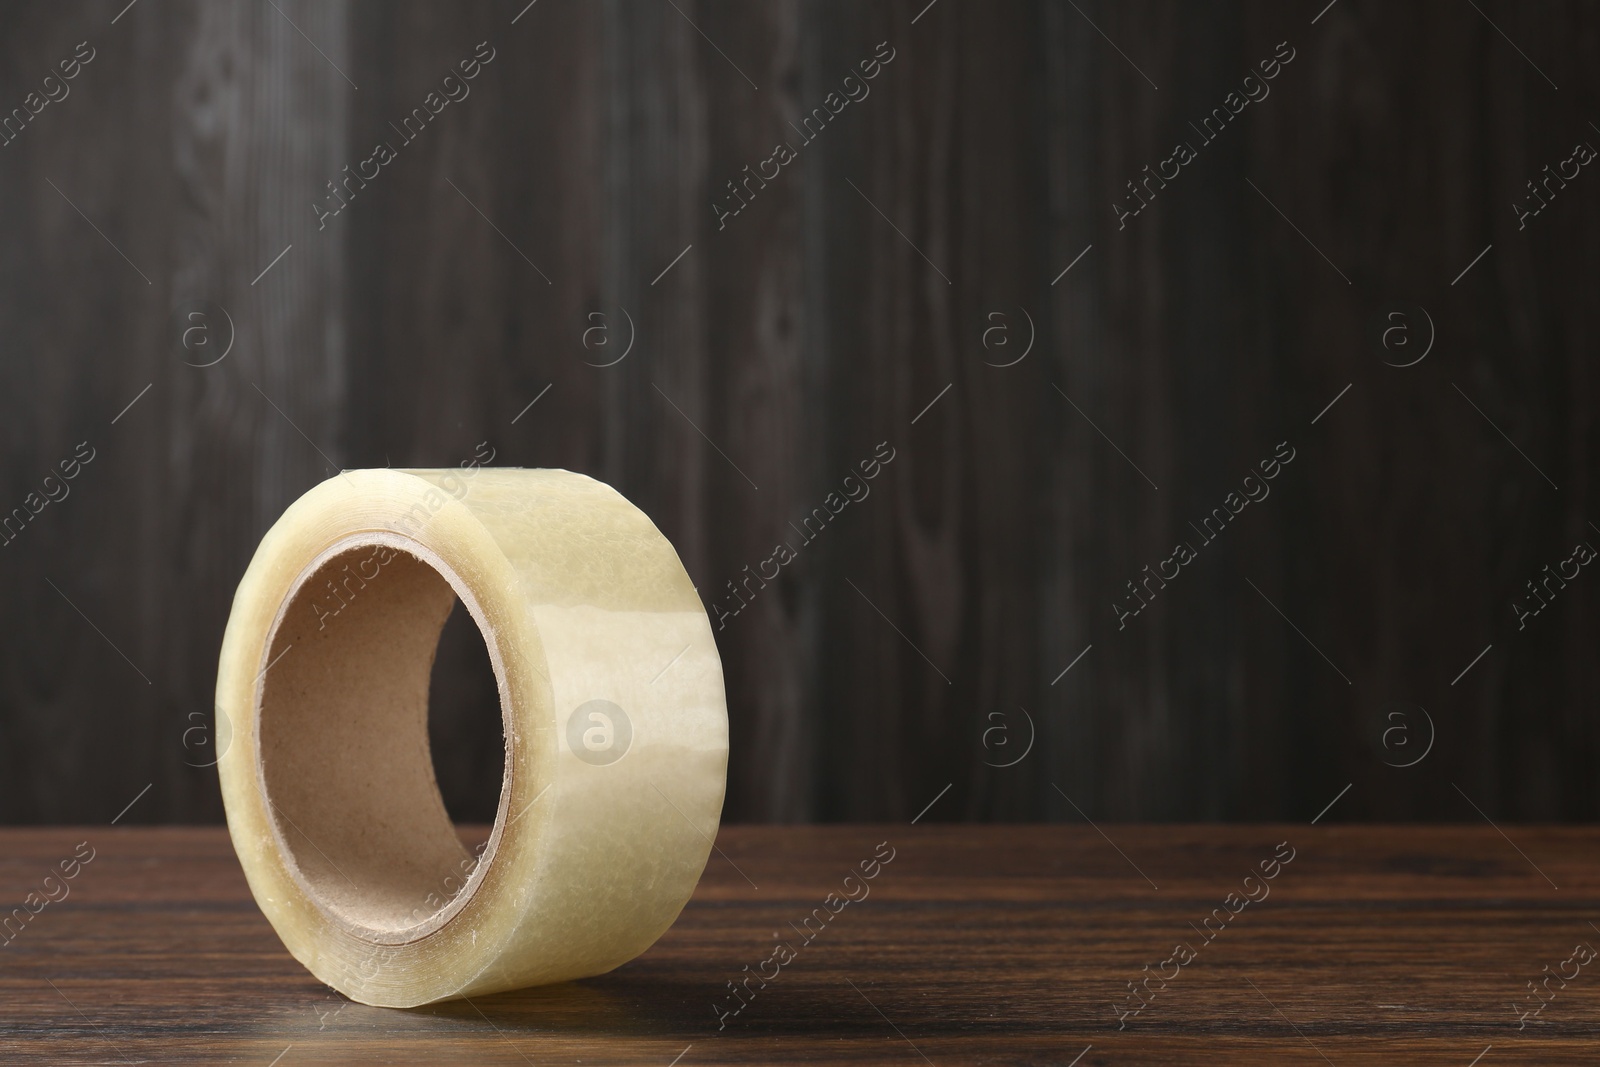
[0,824,1596,1064]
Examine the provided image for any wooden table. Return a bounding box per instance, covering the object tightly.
[0,825,1594,1064]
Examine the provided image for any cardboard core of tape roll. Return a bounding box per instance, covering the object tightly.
[259,535,510,943]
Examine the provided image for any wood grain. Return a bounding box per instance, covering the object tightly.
[0,1,1597,823]
[2,825,1599,1063]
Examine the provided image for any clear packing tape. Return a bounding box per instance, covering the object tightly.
[215,468,728,1007]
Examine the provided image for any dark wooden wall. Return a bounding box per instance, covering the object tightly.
[0,0,1596,824]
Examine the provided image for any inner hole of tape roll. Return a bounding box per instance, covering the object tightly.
[429,602,507,826]
[257,541,510,941]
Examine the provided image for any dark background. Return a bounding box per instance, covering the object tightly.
[0,0,1595,825]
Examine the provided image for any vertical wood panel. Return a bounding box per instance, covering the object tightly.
[162,0,353,822]
[0,0,350,822]
[690,1,812,820]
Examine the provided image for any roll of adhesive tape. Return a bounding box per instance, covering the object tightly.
[215,468,728,1007]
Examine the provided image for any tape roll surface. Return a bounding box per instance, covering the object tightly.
[216,468,727,1007]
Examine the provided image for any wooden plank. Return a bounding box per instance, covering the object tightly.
[682,0,813,820]
[0,0,353,825]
